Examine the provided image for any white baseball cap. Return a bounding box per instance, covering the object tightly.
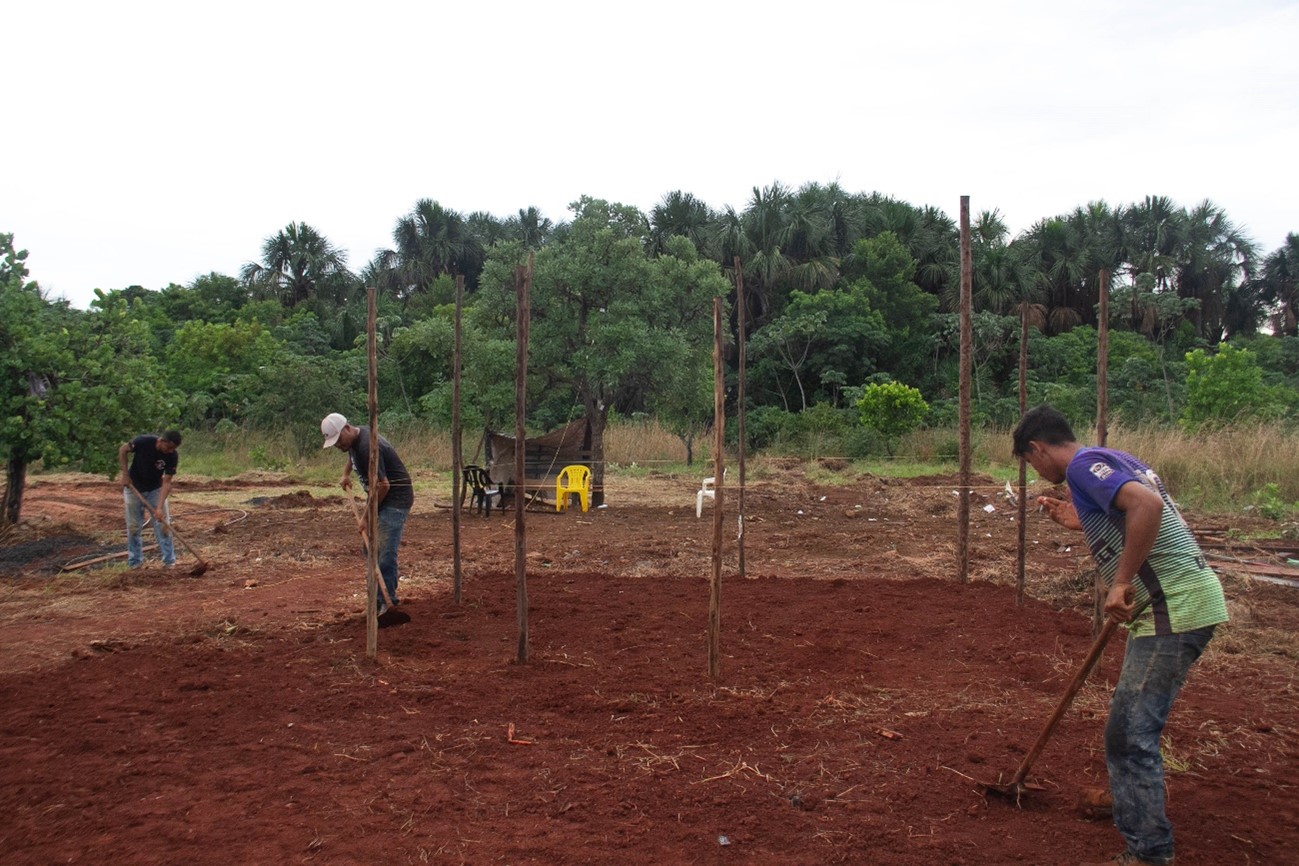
[321,413,347,448]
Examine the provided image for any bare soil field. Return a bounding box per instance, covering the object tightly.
[2,465,1297,865]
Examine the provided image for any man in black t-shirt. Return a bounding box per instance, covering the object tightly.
[117,431,182,568]
[321,413,413,619]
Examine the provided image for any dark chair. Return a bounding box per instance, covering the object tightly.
[462,465,501,516]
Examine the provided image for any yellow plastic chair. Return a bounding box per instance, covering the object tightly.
[556,464,591,512]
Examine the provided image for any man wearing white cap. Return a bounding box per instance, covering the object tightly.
[321,413,414,619]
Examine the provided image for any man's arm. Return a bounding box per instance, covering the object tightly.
[117,442,133,487]
[1104,480,1166,621]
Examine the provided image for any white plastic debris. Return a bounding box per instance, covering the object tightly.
[983,503,996,513]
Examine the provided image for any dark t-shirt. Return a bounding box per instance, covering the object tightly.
[127,435,178,493]
[347,428,414,510]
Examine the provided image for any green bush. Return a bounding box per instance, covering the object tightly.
[1181,343,1286,431]
[857,382,929,456]
[1251,483,1297,521]
[743,406,797,450]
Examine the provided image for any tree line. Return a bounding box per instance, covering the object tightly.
[4,183,1298,519]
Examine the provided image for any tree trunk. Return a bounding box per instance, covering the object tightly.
[4,449,27,528]
[588,405,609,508]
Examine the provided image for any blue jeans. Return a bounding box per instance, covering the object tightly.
[374,506,409,607]
[1106,626,1215,864]
[123,487,176,567]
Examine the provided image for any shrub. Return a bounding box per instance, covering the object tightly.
[1181,343,1285,430]
[857,382,929,456]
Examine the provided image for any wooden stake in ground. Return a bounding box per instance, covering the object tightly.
[513,256,532,665]
[452,274,464,606]
[734,257,747,579]
[1094,268,1111,634]
[1097,268,1110,449]
[1016,303,1029,607]
[957,196,973,584]
[708,296,725,680]
[365,287,380,658]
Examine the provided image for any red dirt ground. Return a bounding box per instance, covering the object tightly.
[2,467,1297,865]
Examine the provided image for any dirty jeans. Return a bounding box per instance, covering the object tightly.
[123,487,176,567]
[374,506,409,608]
[1106,626,1215,865]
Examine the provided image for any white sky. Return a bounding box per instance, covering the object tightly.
[6,0,1297,309]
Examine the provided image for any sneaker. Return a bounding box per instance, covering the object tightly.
[1079,851,1173,866]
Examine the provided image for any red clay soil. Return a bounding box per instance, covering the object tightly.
[2,469,1297,865]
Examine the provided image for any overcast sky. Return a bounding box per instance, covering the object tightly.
[7,0,1297,309]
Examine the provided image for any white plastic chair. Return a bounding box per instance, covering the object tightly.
[696,468,726,518]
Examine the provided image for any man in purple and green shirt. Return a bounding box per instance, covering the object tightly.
[1013,405,1227,866]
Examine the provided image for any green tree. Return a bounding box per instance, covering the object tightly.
[164,319,282,426]
[649,238,729,464]
[856,381,928,456]
[2,234,177,524]
[243,352,366,452]
[158,273,250,325]
[1181,342,1285,430]
[842,231,939,386]
[750,286,887,410]
[474,199,727,501]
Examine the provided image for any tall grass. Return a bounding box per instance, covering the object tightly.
[148,418,1299,515]
[933,421,1299,513]
[1106,423,1299,511]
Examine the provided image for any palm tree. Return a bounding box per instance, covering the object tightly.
[387,199,484,298]
[1257,233,1299,336]
[649,191,714,256]
[738,183,795,325]
[240,222,352,308]
[467,211,509,250]
[1014,217,1088,333]
[784,183,845,292]
[1121,195,1183,291]
[1176,199,1257,341]
[504,206,554,249]
[971,243,1033,315]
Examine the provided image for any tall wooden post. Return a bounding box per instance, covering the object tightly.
[513,256,532,664]
[365,287,380,658]
[1097,268,1110,448]
[708,297,725,680]
[734,257,747,579]
[1094,268,1111,635]
[451,274,465,605]
[1016,304,1029,607]
[957,196,973,584]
